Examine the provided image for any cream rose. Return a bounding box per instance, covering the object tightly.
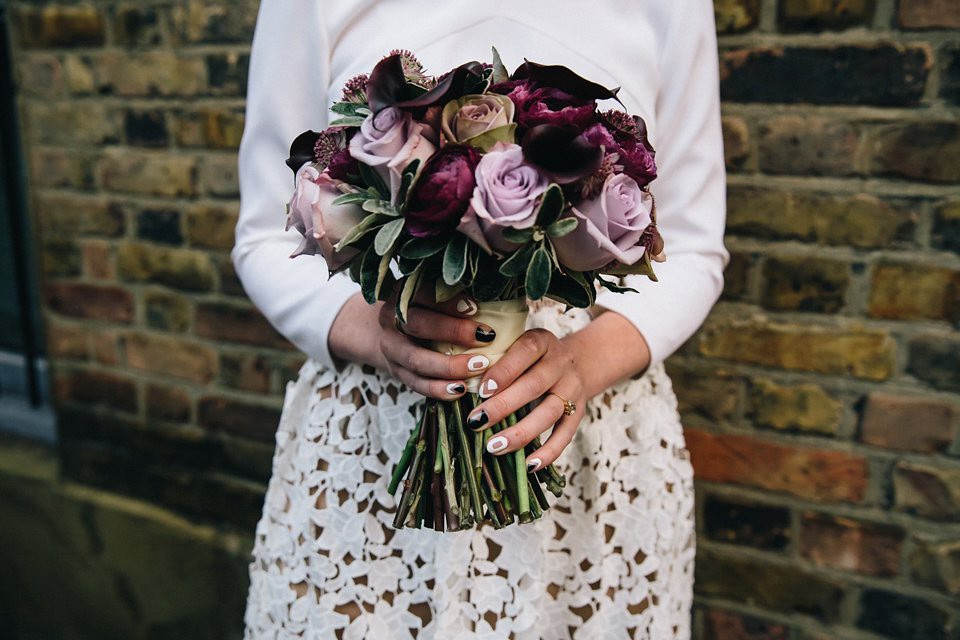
[286,165,366,270]
[440,94,517,152]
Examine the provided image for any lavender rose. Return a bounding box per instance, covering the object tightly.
[552,172,652,271]
[286,165,366,269]
[405,144,481,238]
[440,94,517,151]
[348,106,436,203]
[457,142,548,254]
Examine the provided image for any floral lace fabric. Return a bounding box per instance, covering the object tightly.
[243,298,696,639]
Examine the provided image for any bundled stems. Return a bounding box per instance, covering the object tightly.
[389,392,568,531]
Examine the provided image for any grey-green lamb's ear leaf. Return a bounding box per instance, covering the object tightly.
[491,46,510,84]
[359,246,382,304]
[499,244,534,277]
[328,116,367,128]
[534,183,565,226]
[395,262,424,324]
[357,161,389,198]
[442,232,469,286]
[331,191,371,206]
[374,250,394,300]
[525,246,552,300]
[330,102,370,117]
[546,270,592,308]
[435,279,462,303]
[374,218,405,255]
[396,158,421,207]
[361,199,399,216]
[335,213,390,250]
[400,234,447,259]
[501,227,535,244]
[547,216,578,238]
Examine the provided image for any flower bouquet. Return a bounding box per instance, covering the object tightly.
[284,48,665,531]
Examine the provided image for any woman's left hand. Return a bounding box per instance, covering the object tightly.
[464,328,587,472]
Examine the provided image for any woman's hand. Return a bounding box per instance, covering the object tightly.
[463,328,588,472]
[328,289,498,401]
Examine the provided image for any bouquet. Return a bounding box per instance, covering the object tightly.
[283,48,665,531]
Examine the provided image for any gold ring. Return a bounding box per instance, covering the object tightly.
[548,391,576,417]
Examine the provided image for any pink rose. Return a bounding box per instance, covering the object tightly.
[457,142,548,254]
[286,165,367,270]
[552,172,652,271]
[348,106,436,203]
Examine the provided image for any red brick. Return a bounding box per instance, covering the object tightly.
[121,332,217,383]
[44,281,134,323]
[195,301,293,350]
[800,512,904,576]
[146,384,192,422]
[53,367,137,413]
[685,428,868,502]
[45,321,89,359]
[898,0,960,29]
[859,392,956,453]
[220,352,272,393]
[91,330,119,365]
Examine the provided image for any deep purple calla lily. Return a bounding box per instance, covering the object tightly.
[520,124,604,184]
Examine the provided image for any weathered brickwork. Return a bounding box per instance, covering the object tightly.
[5,0,959,638]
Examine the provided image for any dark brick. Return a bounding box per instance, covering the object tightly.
[36,194,126,237]
[205,53,249,96]
[39,239,82,277]
[54,368,138,413]
[898,0,960,29]
[721,45,930,106]
[857,589,952,640]
[932,200,960,252]
[121,332,217,383]
[143,290,191,333]
[145,384,192,422]
[702,608,788,640]
[942,44,960,105]
[217,256,246,297]
[779,0,875,31]
[195,301,292,350]
[124,109,167,147]
[908,335,960,392]
[761,257,849,313]
[859,392,957,453]
[220,353,272,394]
[14,6,106,49]
[871,122,960,183]
[714,0,762,33]
[171,2,258,44]
[45,282,134,323]
[893,461,960,520]
[186,204,238,249]
[909,537,960,597]
[112,5,161,48]
[198,396,281,442]
[800,512,903,576]
[721,251,752,301]
[704,495,790,550]
[758,117,859,176]
[116,244,214,291]
[722,115,749,171]
[664,364,740,422]
[135,209,183,245]
[695,548,845,622]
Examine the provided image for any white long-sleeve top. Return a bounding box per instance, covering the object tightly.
[232,0,730,372]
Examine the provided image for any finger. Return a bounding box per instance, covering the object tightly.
[524,408,581,470]
[412,286,479,318]
[389,365,468,401]
[403,305,496,346]
[482,391,568,456]
[381,334,492,380]
[474,329,552,401]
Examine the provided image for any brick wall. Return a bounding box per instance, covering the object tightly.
[5,1,959,638]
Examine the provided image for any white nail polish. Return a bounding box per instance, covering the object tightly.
[446,383,464,396]
[526,458,542,472]
[467,355,490,372]
[478,378,498,399]
[457,299,478,316]
[486,436,508,453]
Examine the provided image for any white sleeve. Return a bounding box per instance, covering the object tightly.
[231,0,360,371]
[591,0,730,368]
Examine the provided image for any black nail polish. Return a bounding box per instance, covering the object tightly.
[476,326,496,342]
[451,383,466,394]
[467,409,488,430]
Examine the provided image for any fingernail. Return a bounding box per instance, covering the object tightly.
[526,458,542,472]
[475,326,496,343]
[467,355,490,372]
[486,435,508,453]
[446,382,465,396]
[478,378,498,399]
[457,298,478,316]
[467,409,488,430]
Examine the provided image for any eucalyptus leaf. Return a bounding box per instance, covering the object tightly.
[400,234,446,259]
[328,115,367,127]
[525,247,552,300]
[547,216,578,238]
[499,244,534,277]
[374,218,405,255]
[331,191,371,206]
[442,232,469,286]
[534,183,565,226]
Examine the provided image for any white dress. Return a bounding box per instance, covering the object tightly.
[231,1,728,638]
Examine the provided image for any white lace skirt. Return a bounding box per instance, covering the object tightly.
[242,299,696,639]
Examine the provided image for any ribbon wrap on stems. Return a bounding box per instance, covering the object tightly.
[432,297,529,393]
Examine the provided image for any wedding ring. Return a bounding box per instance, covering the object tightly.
[548,391,576,417]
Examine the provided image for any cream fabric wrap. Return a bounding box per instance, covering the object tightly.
[432,297,529,394]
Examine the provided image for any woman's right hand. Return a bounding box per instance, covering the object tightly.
[328,288,496,400]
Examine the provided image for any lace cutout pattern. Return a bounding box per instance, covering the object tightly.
[243,299,695,639]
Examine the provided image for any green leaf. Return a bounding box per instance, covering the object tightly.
[462,123,517,153]
[374,218,405,255]
[442,232,469,286]
[525,246,552,300]
[400,234,446,259]
[335,213,389,250]
[330,102,370,117]
[395,263,425,323]
[397,253,420,275]
[535,183,565,226]
[374,250,394,300]
[396,158,421,207]
[501,227,535,244]
[361,199,398,216]
[498,244,534,277]
[359,247,381,304]
[435,279,462,303]
[331,191,371,206]
[328,115,367,127]
[546,271,593,308]
[596,276,639,294]
[357,162,389,199]
[491,46,510,85]
[547,216,578,238]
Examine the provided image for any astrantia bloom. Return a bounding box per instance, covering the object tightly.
[405,144,481,238]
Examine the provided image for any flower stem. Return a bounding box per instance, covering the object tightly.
[451,398,484,526]
[388,406,425,495]
[436,403,460,530]
[506,412,532,523]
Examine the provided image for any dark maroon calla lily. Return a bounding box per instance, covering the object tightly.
[510,58,625,108]
[520,124,604,183]
[366,54,487,115]
[286,130,322,175]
